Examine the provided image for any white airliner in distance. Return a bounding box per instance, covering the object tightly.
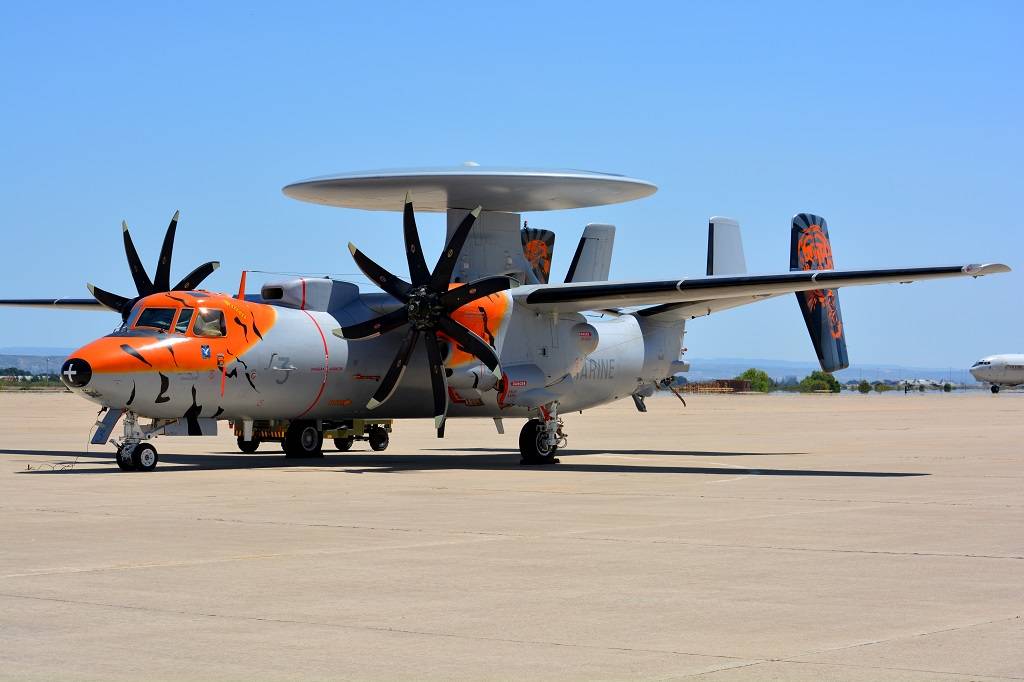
[970,354,1024,393]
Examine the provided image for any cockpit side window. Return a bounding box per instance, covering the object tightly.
[193,308,226,337]
[134,307,177,332]
[174,308,195,334]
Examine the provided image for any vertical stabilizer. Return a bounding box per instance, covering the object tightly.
[521,227,556,284]
[790,213,849,372]
[565,224,615,283]
[706,217,746,276]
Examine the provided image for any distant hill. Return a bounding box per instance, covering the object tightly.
[0,354,67,375]
[0,346,74,356]
[684,357,975,385]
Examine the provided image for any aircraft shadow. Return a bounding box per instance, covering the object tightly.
[2,447,926,478]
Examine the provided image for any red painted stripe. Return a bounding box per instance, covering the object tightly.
[295,310,329,419]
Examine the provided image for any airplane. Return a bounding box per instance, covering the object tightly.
[0,167,1011,470]
[970,354,1024,393]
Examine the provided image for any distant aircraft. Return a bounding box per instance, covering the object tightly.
[970,355,1024,393]
[0,167,1012,469]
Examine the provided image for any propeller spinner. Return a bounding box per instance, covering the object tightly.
[335,196,513,436]
[88,211,220,320]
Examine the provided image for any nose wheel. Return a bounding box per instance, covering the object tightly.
[991,385,1001,394]
[115,442,159,471]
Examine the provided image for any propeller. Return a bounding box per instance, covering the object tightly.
[334,195,513,436]
[87,211,220,320]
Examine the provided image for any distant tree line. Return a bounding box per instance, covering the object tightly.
[735,368,957,394]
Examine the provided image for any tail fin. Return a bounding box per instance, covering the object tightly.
[565,223,615,282]
[790,213,849,372]
[521,227,556,284]
[707,217,746,276]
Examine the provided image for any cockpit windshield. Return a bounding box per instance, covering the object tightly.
[134,307,177,332]
[193,308,226,337]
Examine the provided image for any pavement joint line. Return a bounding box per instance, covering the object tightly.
[789,613,1023,660]
[0,590,753,662]
[675,656,1023,680]
[7,507,1022,562]
[0,534,506,579]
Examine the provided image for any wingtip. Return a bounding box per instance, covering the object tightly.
[965,263,1012,276]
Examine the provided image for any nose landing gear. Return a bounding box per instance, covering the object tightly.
[112,413,160,471]
[991,384,1001,394]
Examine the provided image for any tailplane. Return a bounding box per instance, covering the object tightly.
[790,213,849,372]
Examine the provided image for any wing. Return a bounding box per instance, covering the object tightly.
[514,264,1010,314]
[0,298,108,311]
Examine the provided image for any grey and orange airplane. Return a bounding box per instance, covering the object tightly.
[0,167,1010,470]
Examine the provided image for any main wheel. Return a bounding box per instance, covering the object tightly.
[368,426,389,451]
[334,436,354,451]
[131,443,159,472]
[115,445,135,471]
[518,419,559,465]
[284,421,323,458]
[991,385,1001,394]
[237,436,261,453]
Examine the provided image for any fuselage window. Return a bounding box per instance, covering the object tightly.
[175,308,195,334]
[193,308,226,337]
[134,307,177,332]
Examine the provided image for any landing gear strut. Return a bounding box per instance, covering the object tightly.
[519,402,566,465]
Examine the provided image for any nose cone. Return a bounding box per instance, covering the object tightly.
[60,358,92,388]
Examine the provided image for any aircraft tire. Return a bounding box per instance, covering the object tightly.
[368,427,389,452]
[115,445,135,471]
[518,419,559,465]
[991,385,1000,394]
[334,437,354,451]
[237,436,260,454]
[284,421,323,458]
[131,443,159,472]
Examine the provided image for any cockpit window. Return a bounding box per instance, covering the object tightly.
[134,307,177,332]
[193,308,226,337]
[174,308,195,334]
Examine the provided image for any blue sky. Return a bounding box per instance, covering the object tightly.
[1,1,1020,367]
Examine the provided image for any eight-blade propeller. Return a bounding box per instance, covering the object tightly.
[334,196,512,436]
[87,211,220,320]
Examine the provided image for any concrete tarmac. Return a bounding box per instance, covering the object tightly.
[0,391,1021,680]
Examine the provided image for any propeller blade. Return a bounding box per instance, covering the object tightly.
[430,206,481,290]
[87,283,131,316]
[172,261,220,292]
[348,243,411,301]
[436,316,501,377]
[441,275,513,311]
[366,326,420,410]
[403,194,431,287]
[153,210,179,291]
[122,221,154,296]
[423,331,449,436]
[333,308,409,340]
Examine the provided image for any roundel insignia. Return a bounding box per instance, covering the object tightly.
[60,358,92,388]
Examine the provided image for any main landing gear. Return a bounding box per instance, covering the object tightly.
[519,402,566,465]
[113,412,160,472]
[991,385,1001,394]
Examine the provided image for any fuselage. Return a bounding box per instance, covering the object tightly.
[59,286,675,424]
[970,354,1024,387]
